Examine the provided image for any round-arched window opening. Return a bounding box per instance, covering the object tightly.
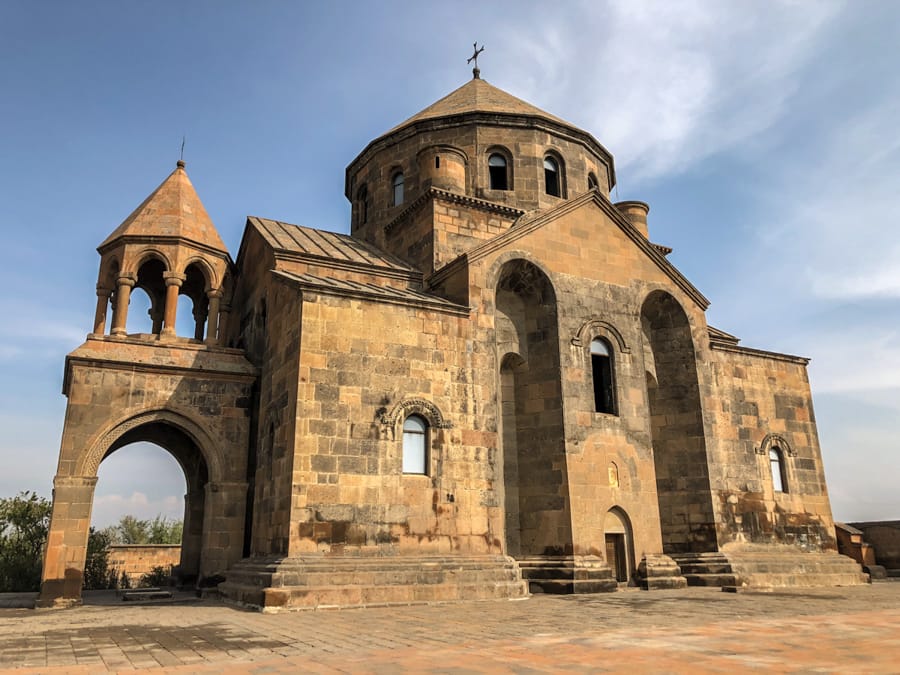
[402,414,428,474]
[391,172,405,206]
[544,156,561,197]
[769,447,787,493]
[356,184,368,228]
[489,153,509,190]
[591,337,615,414]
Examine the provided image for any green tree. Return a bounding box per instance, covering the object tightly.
[149,515,182,544]
[83,528,115,590]
[106,514,183,545]
[0,491,52,592]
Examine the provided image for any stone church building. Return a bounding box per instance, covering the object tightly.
[39,72,865,609]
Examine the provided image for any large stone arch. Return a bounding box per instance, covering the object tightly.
[77,408,226,482]
[39,408,244,608]
[641,289,717,553]
[494,258,570,560]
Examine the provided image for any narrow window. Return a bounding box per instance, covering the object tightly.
[402,415,428,474]
[544,156,561,197]
[587,172,599,190]
[489,153,509,190]
[392,172,405,206]
[435,156,440,169]
[591,337,615,414]
[770,447,787,493]
[356,184,368,227]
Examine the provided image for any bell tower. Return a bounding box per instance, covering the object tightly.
[93,160,232,342]
[38,162,256,608]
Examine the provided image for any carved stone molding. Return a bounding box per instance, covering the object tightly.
[756,433,797,457]
[380,398,452,429]
[78,408,224,480]
[571,318,630,353]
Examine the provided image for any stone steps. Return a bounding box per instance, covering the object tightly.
[516,556,617,594]
[670,553,735,587]
[220,555,528,611]
[673,550,869,589]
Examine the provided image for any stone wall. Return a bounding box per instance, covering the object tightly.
[707,346,835,551]
[108,545,181,584]
[849,521,900,570]
[349,120,612,274]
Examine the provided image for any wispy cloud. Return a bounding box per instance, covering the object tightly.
[492,0,843,183]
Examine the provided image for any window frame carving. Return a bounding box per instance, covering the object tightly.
[380,397,451,431]
[755,433,796,457]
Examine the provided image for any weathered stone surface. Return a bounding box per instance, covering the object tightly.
[41,74,862,612]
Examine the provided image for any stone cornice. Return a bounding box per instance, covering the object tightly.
[710,341,810,365]
[346,111,617,197]
[384,187,524,235]
[97,235,234,267]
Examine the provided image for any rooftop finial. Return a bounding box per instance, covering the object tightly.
[467,42,484,79]
[177,135,186,168]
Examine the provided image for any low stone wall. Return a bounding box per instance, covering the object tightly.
[849,521,900,570]
[108,545,181,584]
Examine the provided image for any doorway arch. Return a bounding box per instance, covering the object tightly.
[604,507,635,583]
[39,408,243,607]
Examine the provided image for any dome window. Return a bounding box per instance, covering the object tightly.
[391,171,405,206]
[489,153,509,191]
[544,156,561,197]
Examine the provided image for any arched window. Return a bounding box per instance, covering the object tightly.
[770,447,787,493]
[391,171,405,206]
[488,153,509,190]
[591,337,615,414]
[544,156,561,197]
[402,414,428,474]
[587,172,599,190]
[356,184,368,228]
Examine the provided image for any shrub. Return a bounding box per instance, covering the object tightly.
[0,492,51,592]
[139,565,171,588]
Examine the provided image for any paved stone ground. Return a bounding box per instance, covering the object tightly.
[1,583,899,673]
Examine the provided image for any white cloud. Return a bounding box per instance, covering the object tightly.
[491,0,843,183]
[807,329,900,395]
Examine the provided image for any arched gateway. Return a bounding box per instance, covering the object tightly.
[38,162,255,607]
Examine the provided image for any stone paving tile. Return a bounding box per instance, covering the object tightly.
[1,584,899,673]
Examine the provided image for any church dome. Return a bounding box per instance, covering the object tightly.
[345,76,616,239]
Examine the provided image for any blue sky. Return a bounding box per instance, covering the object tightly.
[1,1,898,527]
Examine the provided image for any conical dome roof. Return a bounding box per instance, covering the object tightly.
[99,161,227,253]
[385,77,573,134]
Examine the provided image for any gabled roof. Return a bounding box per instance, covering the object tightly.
[246,216,419,277]
[429,189,710,311]
[385,77,571,134]
[273,270,469,316]
[99,161,227,253]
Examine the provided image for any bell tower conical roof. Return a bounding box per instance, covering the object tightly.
[99,160,227,253]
